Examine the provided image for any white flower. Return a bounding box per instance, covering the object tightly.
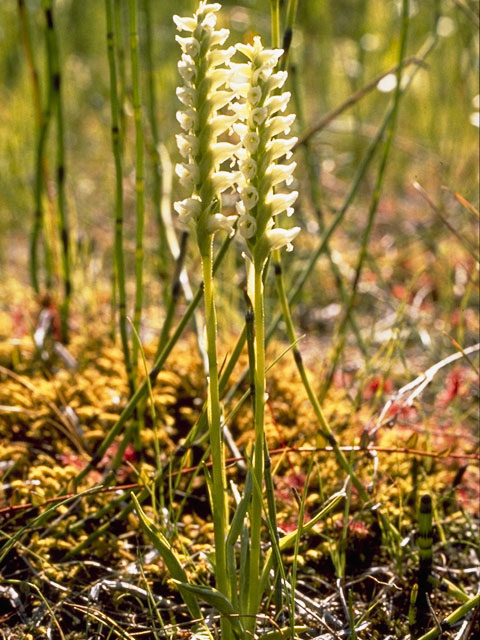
[265,137,298,162]
[249,107,268,127]
[178,54,197,85]
[173,15,197,32]
[265,162,296,188]
[247,86,262,106]
[244,132,260,153]
[211,171,239,193]
[175,162,199,189]
[266,191,298,216]
[174,197,202,223]
[211,142,239,166]
[232,122,248,138]
[206,213,237,236]
[209,90,234,111]
[265,71,288,92]
[264,114,296,138]
[265,226,301,252]
[176,109,197,132]
[204,67,231,90]
[209,114,237,136]
[256,47,283,68]
[176,86,196,107]
[208,47,236,68]
[210,28,229,47]
[238,213,257,238]
[240,157,257,180]
[176,133,198,158]
[265,92,291,116]
[175,36,200,58]
[241,185,259,210]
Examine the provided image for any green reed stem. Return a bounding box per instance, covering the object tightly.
[43,0,71,341]
[114,0,127,150]
[18,0,54,293]
[411,493,434,637]
[320,0,411,398]
[129,0,145,372]
[201,245,232,639]
[105,0,133,391]
[143,0,169,283]
[270,0,281,49]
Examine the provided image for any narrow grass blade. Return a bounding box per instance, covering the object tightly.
[131,493,203,621]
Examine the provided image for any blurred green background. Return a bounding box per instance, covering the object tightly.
[0,0,478,321]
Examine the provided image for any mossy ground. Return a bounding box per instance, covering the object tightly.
[0,279,478,639]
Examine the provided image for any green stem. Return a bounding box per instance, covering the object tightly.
[105,0,133,391]
[201,246,231,639]
[43,0,71,341]
[143,0,169,284]
[270,0,281,48]
[247,264,266,629]
[129,0,145,373]
[18,0,54,293]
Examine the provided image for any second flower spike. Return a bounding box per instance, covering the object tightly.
[230,36,300,266]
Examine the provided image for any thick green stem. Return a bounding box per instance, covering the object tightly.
[201,248,231,628]
[105,0,133,391]
[129,0,145,372]
[247,264,266,629]
[44,0,71,341]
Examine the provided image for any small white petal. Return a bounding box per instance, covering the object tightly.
[236,42,257,61]
[174,197,202,222]
[209,90,235,111]
[175,35,200,58]
[266,191,298,216]
[265,226,301,252]
[244,131,260,153]
[265,92,291,116]
[200,11,217,31]
[256,47,283,68]
[176,109,197,132]
[173,15,197,32]
[175,162,199,189]
[253,66,273,84]
[208,46,236,68]
[232,122,248,138]
[176,86,196,107]
[178,54,197,84]
[206,213,237,236]
[238,213,257,239]
[211,142,239,165]
[197,2,222,14]
[266,70,288,92]
[206,67,231,90]
[241,185,259,210]
[210,28,229,46]
[264,114,296,137]
[249,107,268,127]
[265,162,296,187]
[247,85,262,106]
[209,114,237,136]
[176,133,198,158]
[211,171,238,193]
[265,137,298,161]
[240,157,257,180]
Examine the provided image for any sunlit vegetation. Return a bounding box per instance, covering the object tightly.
[0,1,478,638]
